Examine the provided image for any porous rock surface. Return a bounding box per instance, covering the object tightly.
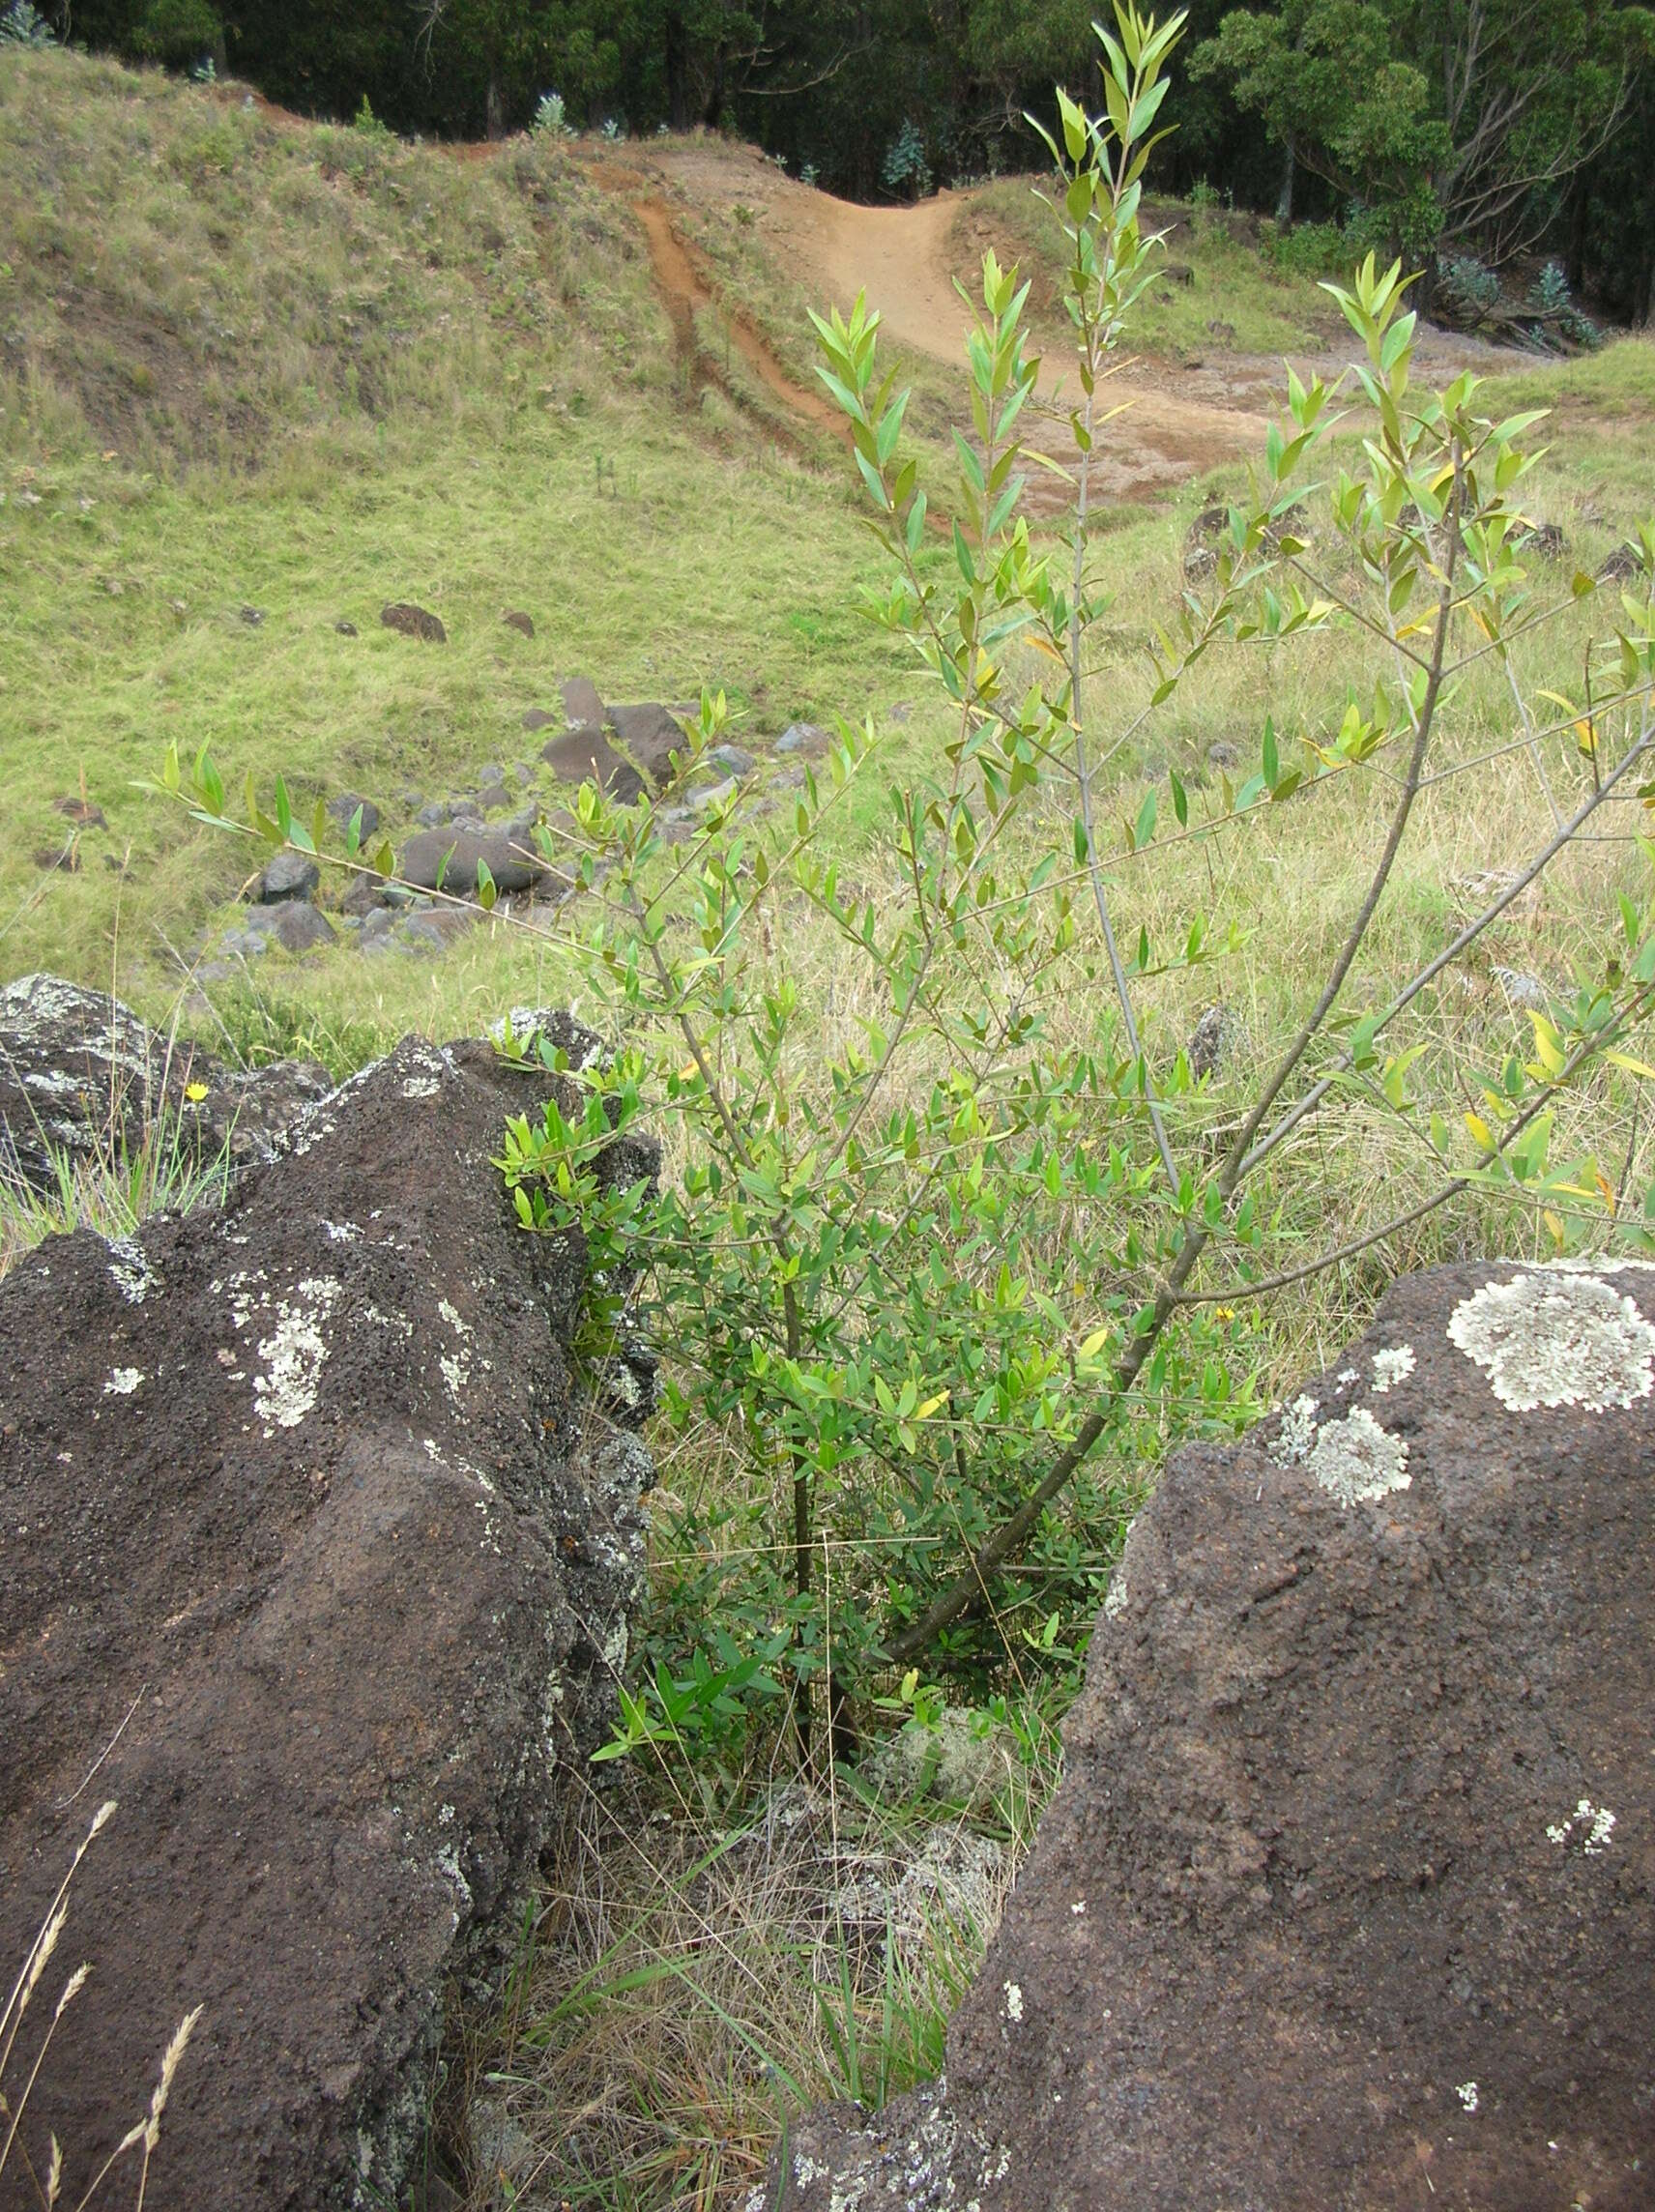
[773,1258,1655,2212]
[0,973,331,1194]
[0,1016,657,2212]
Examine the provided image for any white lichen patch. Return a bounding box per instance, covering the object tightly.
[323,1219,362,1243]
[1103,1570,1130,1620]
[1337,1367,1359,1385]
[1447,1271,1655,1412]
[1277,1394,1321,1463]
[1456,2081,1480,2113]
[251,1276,342,1434]
[1547,1798,1615,1855]
[438,1298,473,1407]
[105,1237,155,1305]
[1002,1981,1024,2023]
[400,1077,442,1099]
[102,1367,144,1396]
[1278,1395,1409,1505]
[1371,1345,1416,1394]
[1307,1410,1410,1504]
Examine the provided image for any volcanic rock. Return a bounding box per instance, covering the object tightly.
[540,728,645,806]
[325,794,381,840]
[0,1026,659,2212]
[502,609,535,638]
[0,974,330,1197]
[606,703,686,785]
[380,601,447,644]
[773,1258,1655,2212]
[398,825,547,897]
[254,849,321,903]
[560,675,605,732]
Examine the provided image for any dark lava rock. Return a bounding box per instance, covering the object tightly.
[708,743,755,779]
[775,1260,1655,2212]
[775,721,829,758]
[541,729,645,807]
[31,843,78,871]
[340,870,391,917]
[0,974,331,1197]
[239,604,264,626]
[1522,521,1569,562]
[239,901,336,954]
[521,707,558,733]
[1598,542,1643,585]
[254,850,322,904]
[561,675,605,733]
[53,796,106,829]
[399,826,547,897]
[607,703,686,786]
[325,794,381,840]
[0,1029,659,2212]
[334,619,359,637]
[380,601,447,644]
[502,609,535,638]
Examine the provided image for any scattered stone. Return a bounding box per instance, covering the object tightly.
[253,850,321,904]
[334,619,359,636]
[774,1260,1655,2211]
[395,908,482,955]
[1522,520,1569,561]
[561,675,605,732]
[418,801,450,828]
[1206,739,1239,771]
[708,743,755,778]
[776,721,829,758]
[607,703,687,786]
[0,1029,658,2211]
[32,844,78,872]
[54,796,106,829]
[238,901,336,954]
[399,825,547,897]
[239,604,264,626]
[400,788,424,809]
[514,762,534,786]
[1163,259,1195,284]
[0,973,329,1196]
[1206,317,1237,342]
[325,794,381,840]
[502,609,536,638]
[686,776,739,816]
[1597,541,1643,584]
[478,763,507,788]
[381,601,448,644]
[541,729,645,807]
[521,707,557,732]
[1187,1002,1246,1081]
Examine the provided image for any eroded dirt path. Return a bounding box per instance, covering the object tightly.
[585,135,1520,507]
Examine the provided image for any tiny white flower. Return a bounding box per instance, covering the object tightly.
[1002,1981,1023,2023]
[1456,2081,1479,2114]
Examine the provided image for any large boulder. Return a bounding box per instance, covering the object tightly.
[773,1259,1655,2212]
[0,1024,658,2211]
[398,825,547,897]
[0,974,331,1196]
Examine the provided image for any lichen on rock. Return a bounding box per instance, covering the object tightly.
[1446,1267,1655,1412]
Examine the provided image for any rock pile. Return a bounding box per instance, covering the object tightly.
[772,1258,1655,2211]
[0,1010,657,2211]
[0,973,331,1195]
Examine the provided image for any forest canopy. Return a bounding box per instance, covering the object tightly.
[19,0,1655,318]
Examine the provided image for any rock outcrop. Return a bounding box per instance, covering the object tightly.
[0,1016,657,2211]
[772,1259,1655,2212]
[0,973,331,1195]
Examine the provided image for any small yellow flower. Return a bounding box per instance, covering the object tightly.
[184,1080,210,1103]
[1214,1305,1235,1322]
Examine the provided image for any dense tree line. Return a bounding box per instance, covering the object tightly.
[24,0,1655,316]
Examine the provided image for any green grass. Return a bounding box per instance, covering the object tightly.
[953,183,1344,357]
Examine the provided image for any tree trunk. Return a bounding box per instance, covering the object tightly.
[1276,133,1296,225]
[485,67,505,141]
[704,45,725,130]
[666,7,689,131]
[1566,179,1588,296]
